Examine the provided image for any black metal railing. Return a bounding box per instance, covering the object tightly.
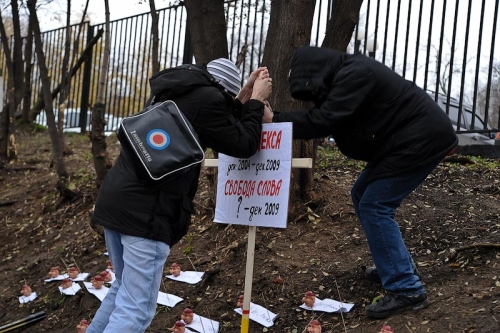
[2,0,498,138]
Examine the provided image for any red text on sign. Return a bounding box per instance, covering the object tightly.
[259,130,282,151]
[224,179,282,197]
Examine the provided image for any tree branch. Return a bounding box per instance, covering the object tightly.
[13,28,104,120]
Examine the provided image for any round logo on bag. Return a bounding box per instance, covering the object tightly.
[147,129,170,150]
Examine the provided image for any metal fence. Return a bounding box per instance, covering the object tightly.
[354,0,500,138]
[4,0,500,137]
[26,3,189,132]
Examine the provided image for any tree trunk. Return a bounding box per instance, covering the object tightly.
[91,101,112,185]
[184,0,229,65]
[0,105,6,165]
[0,6,19,160]
[57,0,72,156]
[90,0,112,185]
[321,0,364,50]
[0,0,32,160]
[7,83,16,160]
[28,0,68,179]
[183,0,231,209]
[149,0,160,73]
[261,0,317,202]
[11,0,25,109]
[25,29,104,121]
[22,22,33,123]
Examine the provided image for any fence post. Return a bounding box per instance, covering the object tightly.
[80,25,95,133]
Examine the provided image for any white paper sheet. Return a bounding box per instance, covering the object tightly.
[83,281,109,301]
[234,302,278,328]
[44,274,66,282]
[58,283,81,295]
[299,297,355,313]
[19,292,37,303]
[182,314,219,333]
[156,291,184,307]
[166,271,204,284]
[63,272,89,282]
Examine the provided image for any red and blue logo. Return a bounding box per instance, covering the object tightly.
[147,129,170,150]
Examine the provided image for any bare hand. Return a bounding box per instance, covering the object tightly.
[251,73,272,102]
[245,67,268,89]
[262,100,274,123]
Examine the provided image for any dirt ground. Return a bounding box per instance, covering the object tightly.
[1,129,500,333]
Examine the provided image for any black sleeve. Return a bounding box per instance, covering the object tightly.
[273,64,375,140]
[232,98,244,119]
[194,99,264,158]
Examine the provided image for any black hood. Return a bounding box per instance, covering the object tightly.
[149,64,217,101]
[289,46,347,104]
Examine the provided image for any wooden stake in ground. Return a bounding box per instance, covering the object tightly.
[240,225,256,332]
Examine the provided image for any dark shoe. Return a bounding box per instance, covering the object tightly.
[364,265,421,284]
[365,292,430,318]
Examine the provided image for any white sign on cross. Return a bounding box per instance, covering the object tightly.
[203,122,312,333]
[214,122,293,228]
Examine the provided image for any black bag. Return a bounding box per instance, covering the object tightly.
[116,100,205,182]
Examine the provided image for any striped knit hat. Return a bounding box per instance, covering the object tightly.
[207,58,241,96]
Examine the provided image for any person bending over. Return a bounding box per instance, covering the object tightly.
[266,46,457,318]
[87,58,273,332]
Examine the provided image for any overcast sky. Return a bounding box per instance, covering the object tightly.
[40,0,172,30]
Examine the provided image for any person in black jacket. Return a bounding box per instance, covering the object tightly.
[265,46,458,319]
[87,59,273,333]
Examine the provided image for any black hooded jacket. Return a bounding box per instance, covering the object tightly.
[273,46,458,181]
[92,64,264,246]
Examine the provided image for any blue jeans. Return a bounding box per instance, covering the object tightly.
[351,160,440,295]
[87,228,170,333]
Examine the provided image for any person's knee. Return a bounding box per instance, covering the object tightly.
[358,199,397,226]
[358,198,377,212]
[357,199,382,220]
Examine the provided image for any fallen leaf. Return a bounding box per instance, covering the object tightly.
[273,277,284,284]
[372,294,384,304]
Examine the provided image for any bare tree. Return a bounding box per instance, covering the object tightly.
[426,41,464,97]
[182,0,235,207]
[184,0,229,65]
[0,6,17,161]
[27,29,104,120]
[181,0,365,203]
[260,0,316,202]
[258,0,364,202]
[27,0,68,179]
[0,0,28,161]
[478,61,500,129]
[21,20,33,123]
[322,0,364,51]
[90,0,112,185]
[56,0,90,156]
[56,0,73,155]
